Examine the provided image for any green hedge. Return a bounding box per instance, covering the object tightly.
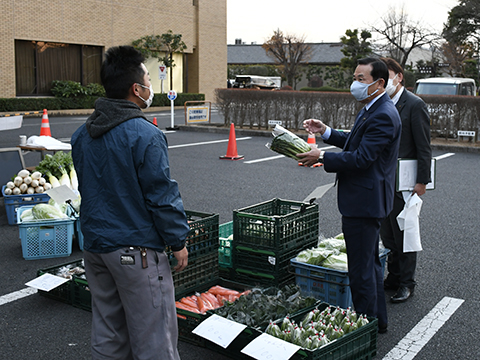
[0,93,205,112]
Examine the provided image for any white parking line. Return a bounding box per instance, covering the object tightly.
[434,153,455,160]
[382,297,464,360]
[0,287,37,306]
[168,137,251,149]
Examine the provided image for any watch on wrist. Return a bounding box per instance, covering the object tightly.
[318,150,325,163]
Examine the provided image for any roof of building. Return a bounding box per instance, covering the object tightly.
[228,43,345,65]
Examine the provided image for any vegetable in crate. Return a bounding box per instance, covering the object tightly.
[3,169,51,195]
[31,203,69,220]
[266,125,311,161]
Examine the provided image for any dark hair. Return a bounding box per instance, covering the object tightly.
[380,57,404,85]
[100,46,146,99]
[357,57,389,88]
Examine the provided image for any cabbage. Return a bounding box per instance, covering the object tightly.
[32,203,68,220]
[20,209,36,222]
[321,253,348,271]
[318,238,347,253]
[296,248,338,265]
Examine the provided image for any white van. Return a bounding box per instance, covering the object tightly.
[413,77,477,96]
[232,75,280,90]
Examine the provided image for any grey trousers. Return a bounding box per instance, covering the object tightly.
[84,247,180,360]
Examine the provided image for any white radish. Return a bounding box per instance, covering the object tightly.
[14,176,23,186]
[31,179,39,188]
[23,176,32,185]
[35,186,44,193]
[6,181,15,189]
[43,183,52,190]
[12,187,21,195]
[38,177,46,186]
[4,188,12,195]
[27,187,35,194]
[18,169,30,178]
[31,171,42,180]
[19,183,28,193]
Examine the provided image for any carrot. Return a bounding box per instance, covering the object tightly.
[175,301,200,314]
[177,314,187,320]
[203,292,221,308]
[208,285,241,297]
[216,294,228,305]
[180,297,198,308]
[198,293,213,309]
[195,295,207,314]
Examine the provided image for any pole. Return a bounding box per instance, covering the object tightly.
[170,99,175,128]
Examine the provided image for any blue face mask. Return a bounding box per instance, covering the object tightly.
[350,79,379,101]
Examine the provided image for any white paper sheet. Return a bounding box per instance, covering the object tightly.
[192,314,247,348]
[397,159,436,191]
[241,333,301,360]
[25,273,70,292]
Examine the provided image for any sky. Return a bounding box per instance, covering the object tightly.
[227,0,460,45]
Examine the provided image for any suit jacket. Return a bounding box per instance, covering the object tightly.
[324,92,402,219]
[396,89,431,184]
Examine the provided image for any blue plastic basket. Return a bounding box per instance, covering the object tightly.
[2,185,50,225]
[291,249,389,308]
[17,205,74,260]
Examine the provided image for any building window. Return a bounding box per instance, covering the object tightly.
[15,40,103,96]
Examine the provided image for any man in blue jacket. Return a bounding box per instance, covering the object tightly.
[72,46,189,360]
[298,58,402,333]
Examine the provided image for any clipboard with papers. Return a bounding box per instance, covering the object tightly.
[396,158,436,192]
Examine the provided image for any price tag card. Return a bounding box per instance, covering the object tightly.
[241,333,300,360]
[25,273,70,292]
[192,314,247,348]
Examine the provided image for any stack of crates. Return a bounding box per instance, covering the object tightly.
[231,198,319,287]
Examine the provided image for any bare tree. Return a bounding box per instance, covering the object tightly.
[370,5,440,68]
[440,41,475,77]
[262,30,312,89]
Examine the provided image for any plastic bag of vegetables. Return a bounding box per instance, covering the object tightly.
[318,238,347,253]
[31,203,69,220]
[266,125,312,161]
[321,253,348,271]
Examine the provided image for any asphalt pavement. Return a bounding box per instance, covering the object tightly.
[1,111,480,359]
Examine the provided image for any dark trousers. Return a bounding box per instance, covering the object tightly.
[380,192,417,289]
[342,216,387,326]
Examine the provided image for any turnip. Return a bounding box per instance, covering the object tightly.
[14,176,23,186]
[27,187,35,195]
[4,188,12,195]
[35,186,44,193]
[31,179,39,188]
[6,181,15,189]
[12,187,21,195]
[23,176,32,185]
[43,183,52,190]
[19,183,28,193]
[38,177,46,186]
[18,169,30,178]
[31,171,42,180]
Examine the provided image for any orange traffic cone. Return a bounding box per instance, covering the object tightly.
[220,123,244,160]
[307,133,316,148]
[40,109,51,137]
[153,117,158,127]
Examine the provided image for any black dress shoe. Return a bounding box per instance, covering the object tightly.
[378,323,388,334]
[391,286,414,303]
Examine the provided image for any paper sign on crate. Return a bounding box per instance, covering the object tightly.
[25,273,69,292]
[192,314,247,348]
[241,333,300,360]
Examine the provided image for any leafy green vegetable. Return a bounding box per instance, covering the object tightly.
[268,132,312,160]
[31,204,68,220]
[321,253,348,271]
[212,284,316,329]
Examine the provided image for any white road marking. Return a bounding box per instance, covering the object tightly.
[382,297,464,360]
[434,153,455,160]
[168,137,251,149]
[0,287,37,306]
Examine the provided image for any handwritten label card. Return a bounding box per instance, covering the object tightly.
[25,273,70,292]
[241,333,300,360]
[192,314,247,348]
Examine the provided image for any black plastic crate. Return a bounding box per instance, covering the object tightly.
[168,210,219,267]
[173,251,219,298]
[36,258,85,305]
[71,275,91,311]
[233,198,319,251]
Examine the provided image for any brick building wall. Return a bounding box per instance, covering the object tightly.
[0,0,226,102]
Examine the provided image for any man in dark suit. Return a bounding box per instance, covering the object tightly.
[298,58,402,333]
[380,58,431,303]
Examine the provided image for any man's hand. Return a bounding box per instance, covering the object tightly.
[297,147,321,167]
[303,119,327,135]
[173,247,188,272]
[412,183,427,196]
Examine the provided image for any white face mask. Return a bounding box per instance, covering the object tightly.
[350,79,379,102]
[137,83,154,108]
[386,74,399,97]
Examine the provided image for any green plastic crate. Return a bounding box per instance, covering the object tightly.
[36,258,85,305]
[219,221,233,268]
[71,275,91,311]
